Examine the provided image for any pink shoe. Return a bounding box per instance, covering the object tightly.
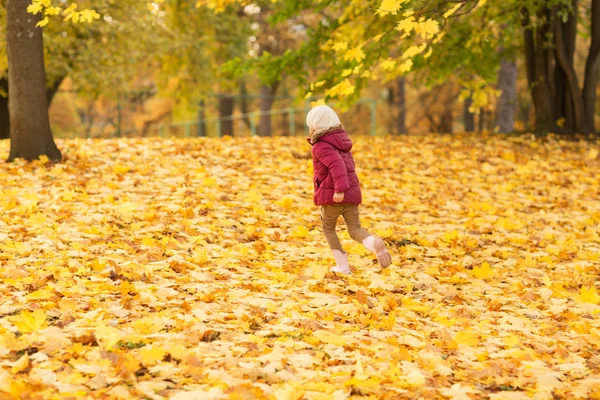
[363,236,392,268]
[330,250,351,275]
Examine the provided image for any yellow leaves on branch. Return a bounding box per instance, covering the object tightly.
[29,1,100,26]
[325,78,356,97]
[377,0,408,15]
[344,46,366,63]
[443,3,463,19]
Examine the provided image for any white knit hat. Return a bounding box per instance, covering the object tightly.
[306,105,341,131]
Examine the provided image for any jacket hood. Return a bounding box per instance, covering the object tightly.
[308,126,353,152]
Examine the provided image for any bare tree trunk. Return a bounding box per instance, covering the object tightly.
[478,111,485,133]
[218,94,234,137]
[47,76,65,106]
[583,0,600,132]
[496,58,517,133]
[522,7,556,135]
[6,0,61,162]
[0,78,8,140]
[553,7,585,132]
[440,108,453,133]
[239,81,252,130]
[397,76,406,134]
[464,97,475,131]
[258,83,278,137]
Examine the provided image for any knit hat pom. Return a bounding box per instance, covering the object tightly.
[306,105,341,132]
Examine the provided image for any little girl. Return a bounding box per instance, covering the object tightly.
[306,105,392,274]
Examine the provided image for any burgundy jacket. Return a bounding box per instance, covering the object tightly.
[309,128,362,206]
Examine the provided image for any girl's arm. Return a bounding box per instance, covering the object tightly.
[313,143,349,193]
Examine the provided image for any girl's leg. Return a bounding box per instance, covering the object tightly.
[321,205,350,274]
[320,205,344,252]
[342,205,392,268]
[341,205,370,243]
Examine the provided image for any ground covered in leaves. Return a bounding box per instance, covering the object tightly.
[0,134,600,399]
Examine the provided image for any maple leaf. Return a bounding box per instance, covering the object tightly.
[378,0,406,15]
[439,383,481,399]
[11,309,47,333]
[79,9,101,23]
[139,345,166,365]
[470,262,496,280]
[36,17,50,27]
[312,330,350,346]
[27,2,44,15]
[576,286,600,305]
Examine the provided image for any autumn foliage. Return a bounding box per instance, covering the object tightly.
[1,135,600,398]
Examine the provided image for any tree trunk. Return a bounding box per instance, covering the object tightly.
[496,58,517,133]
[239,81,252,130]
[522,7,556,134]
[47,76,65,106]
[6,0,61,162]
[553,7,585,132]
[1,74,66,140]
[440,108,453,134]
[554,0,578,131]
[258,83,278,137]
[218,94,234,137]
[583,0,600,132]
[478,111,485,133]
[397,76,406,134]
[0,78,8,140]
[464,97,475,131]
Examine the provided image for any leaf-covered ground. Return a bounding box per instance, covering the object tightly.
[1,135,600,399]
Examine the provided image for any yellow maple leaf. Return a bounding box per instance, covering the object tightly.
[381,59,397,71]
[396,16,416,35]
[80,9,101,23]
[453,331,479,347]
[576,286,600,305]
[312,330,350,346]
[276,196,294,210]
[45,6,62,16]
[94,325,121,349]
[470,262,496,280]
[344,47,365,63]
[139,345,166,366]
[11,354,30,374]
[332,41,348,52]
[27,2,44,15]
[36,17,50,27]
[378,0,405,14]
[415,18,440,39]
[165,343,188,360]
[291,225,309,238]
[11,310,47,333]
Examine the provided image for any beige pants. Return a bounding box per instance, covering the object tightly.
[320,204,371,252]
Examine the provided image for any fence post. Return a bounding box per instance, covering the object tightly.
[159,125,165,137]
[370,99,377,136]
[289,108,295,136]
[216,119,221,138]
[197,100,205,137]
[250,113,256,136]
[304,100,311,134]
[184,122,191,137]
[116,95,122,138]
